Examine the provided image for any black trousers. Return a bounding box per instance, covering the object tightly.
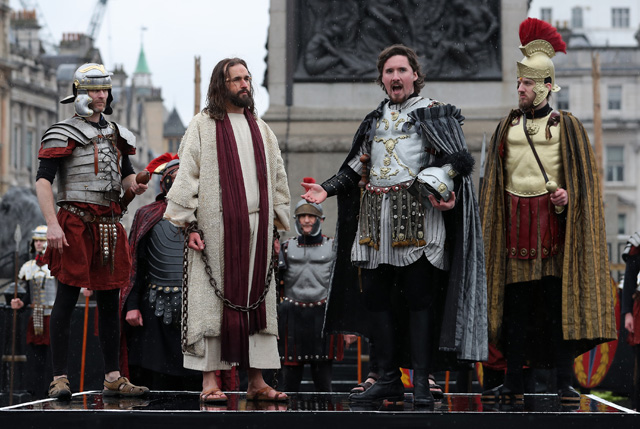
[503,277,574,392]
[359,256,440,373]
[360,256,439,313]
[281,361,333,392]
[50,282,120,376]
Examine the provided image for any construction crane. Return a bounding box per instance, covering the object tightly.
[87,0,108,41]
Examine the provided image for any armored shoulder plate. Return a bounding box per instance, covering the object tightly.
[41,117,103,149]
[113,122,136,149]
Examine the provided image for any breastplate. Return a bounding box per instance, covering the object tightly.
[57,122,123,206]
[283,237,335,303]
[370,98,434,187]
[21,261,56,315]
[145,219,184,286]
[505,113,564,197]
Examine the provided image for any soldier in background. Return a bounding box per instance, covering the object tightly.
[278,185,343,392]
[11,226,56,398]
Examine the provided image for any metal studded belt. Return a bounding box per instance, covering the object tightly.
[149,283,181,293]
[61,203,122,224]
[282,296,326,308]
[365,180,413,194]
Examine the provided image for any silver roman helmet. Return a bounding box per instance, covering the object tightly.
[30,225,47,253]
[294,199,324,237]
[411,164,457,203]
[408,150,475,206]
[60,63,114,117]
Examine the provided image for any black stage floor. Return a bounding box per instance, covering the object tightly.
[1,391,637,429]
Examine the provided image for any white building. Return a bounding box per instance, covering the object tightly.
[530,0,640,270]
[529,0,640,47]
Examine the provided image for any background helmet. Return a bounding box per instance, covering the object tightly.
[294,199,324,237]
[60,63,114,117]
[30,225,47,254]
[160,159,180,194]
[144,152,180,197]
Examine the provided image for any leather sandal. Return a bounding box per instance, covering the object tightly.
[247,386,288,402]
[428,374,444,399]
[350,375,378,394]
[103,376,150,397]
[48,377,72,400]
[200,388,227,403]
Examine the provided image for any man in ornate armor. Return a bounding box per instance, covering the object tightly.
[121,154,237,391]
[277,191,343,392]
[480,19,616,408]
[35,63,149,400]
[10,226,56,398]
[302,44,487,407]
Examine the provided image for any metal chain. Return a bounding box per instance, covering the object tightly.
[181,221,280,353]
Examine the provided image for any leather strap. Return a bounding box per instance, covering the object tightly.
[522,114,549,184]
[92,139,99,174]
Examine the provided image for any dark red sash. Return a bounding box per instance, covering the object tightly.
[216,109,269,368]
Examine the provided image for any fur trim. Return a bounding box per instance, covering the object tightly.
[432,150,475,177]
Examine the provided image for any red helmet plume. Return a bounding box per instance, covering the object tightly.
[519,18,566,54]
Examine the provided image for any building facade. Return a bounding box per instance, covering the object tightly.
[530,0,640,272]
[2,9,57,194]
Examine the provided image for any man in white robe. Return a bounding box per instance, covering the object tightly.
[164,58,290,403]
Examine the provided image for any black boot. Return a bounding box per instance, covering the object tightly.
[349,310,404,404]
[350,368,405,403]
[410,309,435,407]
[413,370,434,407]
[556,357,580,405]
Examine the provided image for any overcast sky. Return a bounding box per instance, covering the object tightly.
[10,0,271,125]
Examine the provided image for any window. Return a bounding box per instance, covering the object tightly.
[540,8,552,23]
[556,86,569,110]
[606,146,624,182]
[571,7,583,29]
[24,130,33,172]
[612,8,630,28]
[608,85,622,110]
[618,214,626,235]
[12,126,20,169]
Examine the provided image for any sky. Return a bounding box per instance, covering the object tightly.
[10,0,271,125]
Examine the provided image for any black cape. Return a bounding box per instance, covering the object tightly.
[323,100,488,362]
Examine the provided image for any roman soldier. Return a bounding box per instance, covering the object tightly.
[278,179,343,392]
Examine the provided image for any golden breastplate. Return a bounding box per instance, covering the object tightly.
[504,113,564,197]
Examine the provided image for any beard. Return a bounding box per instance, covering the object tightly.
[518,96,534,111]
[518,93,535,112]
[228,89,253,108]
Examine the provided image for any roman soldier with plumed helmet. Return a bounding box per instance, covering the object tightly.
[480,18,616,408]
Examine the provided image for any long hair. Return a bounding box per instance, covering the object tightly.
[376,44,425,94]
[203,57,256,120]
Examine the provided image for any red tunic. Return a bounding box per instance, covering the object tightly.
[43,202,131,290]
[40,126,135,291]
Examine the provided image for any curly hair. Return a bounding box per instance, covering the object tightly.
[203,57,256,120]
[375,44,425,94]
